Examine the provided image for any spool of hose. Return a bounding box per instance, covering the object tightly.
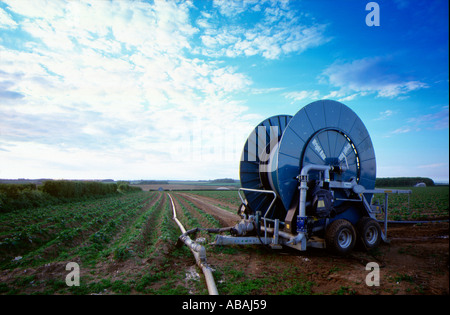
[239,100,376,220]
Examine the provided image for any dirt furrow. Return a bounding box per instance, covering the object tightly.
[178,193,240,228]
[173,193,219,230]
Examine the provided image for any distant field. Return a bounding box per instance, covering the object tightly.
[372,186,449,221]
[133,181,239,191]
[185,186,449,222]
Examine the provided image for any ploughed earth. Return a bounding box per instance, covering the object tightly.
[176,192,449,295]
[1,191,447,295]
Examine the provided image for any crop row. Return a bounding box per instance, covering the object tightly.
[373,186,449,221]
[186,187,448,222]
[184,190,241,212]
[0,191,194,295]
[0,192,156,268]
[0,181,142,213]
[172,194,221,230]
[71,192,167,265]
[108,192,176,260]
[105,192,164,261]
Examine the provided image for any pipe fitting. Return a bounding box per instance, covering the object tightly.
[288,232,305,245]
[168,193,218,295]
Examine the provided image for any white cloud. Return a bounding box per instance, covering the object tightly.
[322,57,428,99]
[408,106,449,130]
[337,93,360,102]
[417,163,448,169]
[0,0,260,179]
[197,1,330,60]
[374,109,395,120]
[382,106,448,138]
[284,90,320,103]
[0,6,17,29]
[251,87,285,94]
[213,0,263,17]
[392,126,412,134]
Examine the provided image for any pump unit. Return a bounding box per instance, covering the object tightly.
[214,100,411,254]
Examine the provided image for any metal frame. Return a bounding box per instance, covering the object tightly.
[215,174,412,251]
[227,100,411,253]
[238,187,279,238]
[363,188,412,241]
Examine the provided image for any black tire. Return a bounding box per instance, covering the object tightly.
[325,219,356,255]
[356,217,382,250]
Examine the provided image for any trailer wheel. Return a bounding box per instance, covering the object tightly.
[325,219,356,255]
[356,217,381,250]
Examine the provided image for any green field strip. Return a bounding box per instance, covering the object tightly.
[372,186,449,221]
[65,193,157,264]
[178,195,221,229]
[135,193,167,252]
[96,192,163,261]
[186,190,242,209]
[171,194,201,231]
[127,193,168,258]
[142,194,181,258]
[170,193,194,230]
[0,192,153,268]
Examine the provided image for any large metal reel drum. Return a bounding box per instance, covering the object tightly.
[239,115,292,219]
[239,100,377,222]
[276,100,377,213]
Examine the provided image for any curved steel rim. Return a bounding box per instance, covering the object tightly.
[239,115,292,217]
[338,228,353,248]
[365,226,379,245]
[276,100,377,211]
[300,127,361,182]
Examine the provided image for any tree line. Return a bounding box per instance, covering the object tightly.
[375,177,434,187]
[0,180,141,213]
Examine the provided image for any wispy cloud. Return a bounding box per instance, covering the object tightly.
[0,0,260,179]
[383,106,448,138]
[212,0,267,17]
[0,6,17,29]
[374,109,395,120]
[417,163,448,169]
[196,0,330,59]
[321,57,428,100]
[0,0,446,182]
[284,90,320,103]
[408,106,449,130]
[252,87,285,94]
[391,126,412,135]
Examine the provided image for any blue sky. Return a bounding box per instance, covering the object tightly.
[0,0,448,183]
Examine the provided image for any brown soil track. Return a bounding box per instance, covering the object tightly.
[172,194,221,230]
[176,192,449,295]
[1,191,447,295]
[176,193,240,227]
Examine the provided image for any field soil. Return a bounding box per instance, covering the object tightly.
[176,192,449,295]
[1,190,447,295]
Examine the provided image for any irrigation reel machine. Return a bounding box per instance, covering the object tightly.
[212,100,411,255]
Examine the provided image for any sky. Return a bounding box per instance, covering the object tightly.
[0,0,448,183]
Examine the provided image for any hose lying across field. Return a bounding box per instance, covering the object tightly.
[168,193,219,295]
